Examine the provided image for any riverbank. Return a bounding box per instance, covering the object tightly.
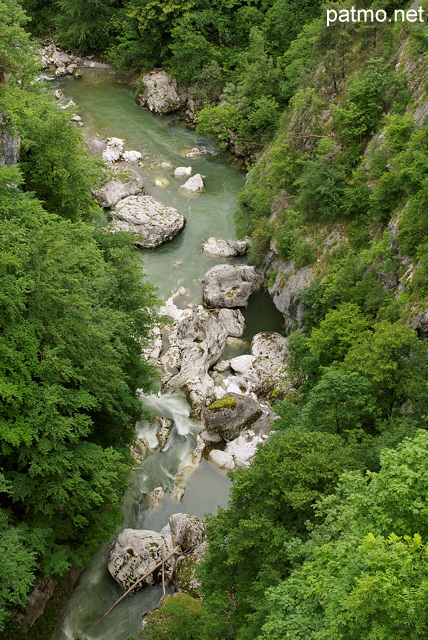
[12,56,286,640]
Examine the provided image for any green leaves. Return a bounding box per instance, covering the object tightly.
[259,431,428,640]
[0,159,158,628]
[200,429,363,637]
[303,369,380,435]
[307,302,371,366]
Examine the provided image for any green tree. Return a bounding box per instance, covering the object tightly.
[200,430,363,637]
[303,368,380,435]
[258,431,428,640]
[16,98,103,221]
[297,140,348,221]
[0,0,35,84]
[0,165,159,627]
[344,319,428,413]
[307,302,371,366]
[55,0,122,54]
[335,58,400,148]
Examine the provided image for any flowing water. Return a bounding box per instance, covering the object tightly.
[49,70,284,640]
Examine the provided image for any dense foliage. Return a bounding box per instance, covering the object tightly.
[4,0,428,638]
[0,0,159,631]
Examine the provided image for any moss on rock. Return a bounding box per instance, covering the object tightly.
[206,395,238,412]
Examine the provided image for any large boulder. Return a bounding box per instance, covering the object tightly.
[203,264,263,308]
[225,332,291,398]
[179,174,205,194]
[108,529,175,591]
[208,449,235,471]
[169,513,206,551]
[160,306,245,415]
[136,69,188,116]
[110,195,186,248]
[202,237,249,258]
[92,171,145,208]
[203,394,263,441]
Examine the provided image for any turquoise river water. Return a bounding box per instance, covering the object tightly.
[47,70,284,640]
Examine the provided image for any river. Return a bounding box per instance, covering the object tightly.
[50,70,284,640]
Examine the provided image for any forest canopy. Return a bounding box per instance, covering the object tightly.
[0,0,159,630]
[2,0,428,638]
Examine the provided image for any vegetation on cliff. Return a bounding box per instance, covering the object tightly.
[2,0,428,638]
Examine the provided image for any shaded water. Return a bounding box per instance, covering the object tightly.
[55,394,230,640]
[51,71,284,640]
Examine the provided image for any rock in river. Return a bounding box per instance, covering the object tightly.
[92,171,145,208]
[203,394,263,441]
[202,237,249,258]
[202,264,263,308]
[136,69,188,116]
[169,513,206,551]
[108,529,175,591]
[174,166,192,178]
[110,195,186,248]
[102,137,124,163]
[179,173,205,194]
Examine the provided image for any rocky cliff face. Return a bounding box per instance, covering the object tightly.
[0,113,20,166]
[250,31,428,335]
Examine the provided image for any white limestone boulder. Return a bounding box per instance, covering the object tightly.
[168,513,206,551]
[108,529,175,591]
[202,237,249,258]
[102,137,125,163]
[174,166,192,178]
[122,149,143,163]
[136,69,188,116]
[179,173,205,194]
[202,264,263,308]
[208,449,235,471]
[110,195,186,248]
[92,171,145,208]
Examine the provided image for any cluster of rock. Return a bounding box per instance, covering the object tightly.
[108,513,207,599]
[149,289,246,413]
[100,137,143,164]
[201,394,273,471]
[38,43,111,77]
[144,270,289,468]
[87,138,188,247]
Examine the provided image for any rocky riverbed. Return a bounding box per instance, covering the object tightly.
[36,47,288,638]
